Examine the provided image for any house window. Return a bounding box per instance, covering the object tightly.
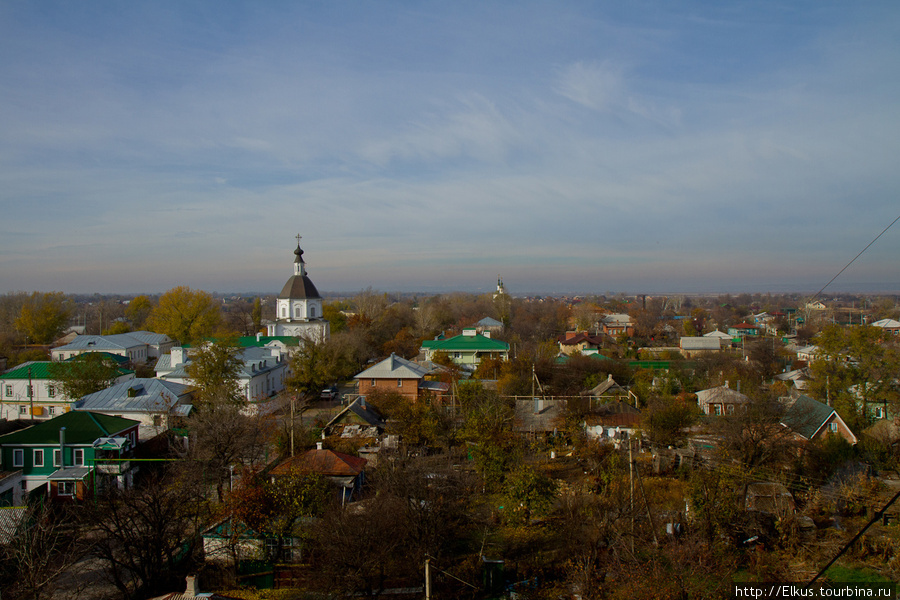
[726,405,734,415]
[875,407,886,419]
[74,449,84,466]
[4,385,11,397]
[48,385,56,398]
[371,379,376,387]
[58,481,75,496]
[53,449,61,467]
[829,422,838,433]
[26,385,33,398]
[397,379,402,387]
[714,405,722,416]
[153,415,163,426]
[48,406,56,416]
[19,405,27,415]
[13,449,24,468]
[33,449,44,467]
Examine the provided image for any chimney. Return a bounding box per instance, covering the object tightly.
[566,331,577,340]
[185,575,199,596]
[59,427,66,467]
[316,442,323,451]
[171,347,185,367]
[724,380,729,389]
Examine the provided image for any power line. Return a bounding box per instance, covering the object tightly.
[808,212,900,304]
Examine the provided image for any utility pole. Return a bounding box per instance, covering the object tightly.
[629,439,634,554]
[28,366,33,418]
[425,558,432,600]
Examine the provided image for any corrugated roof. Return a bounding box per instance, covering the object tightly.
[270,448,367,477]
[781,395,834,439]
[76,378,193,412]
[1,360,133,380]
[54,333,147,351]
[355,354,430,380]
[421,333,509,352]
[0,411,139,446]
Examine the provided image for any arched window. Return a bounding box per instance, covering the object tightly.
[295,306,302,318]
[310,306,316,318]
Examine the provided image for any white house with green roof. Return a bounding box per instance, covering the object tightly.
[0,361,134,421]
[0,411,140,505]
[420,328,509,369]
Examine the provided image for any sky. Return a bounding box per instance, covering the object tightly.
[1,1,899,297]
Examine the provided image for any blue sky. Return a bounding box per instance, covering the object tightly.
[1,1,899,296]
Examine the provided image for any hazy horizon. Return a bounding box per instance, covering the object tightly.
[2,2,898,296]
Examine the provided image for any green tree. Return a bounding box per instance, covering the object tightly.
[644,397,699,447]
[49,353,121,399]
[250,297,263,333]
[102,321,131,335]
[286,337,359,401]
[145,286,222,346]
[186,341,244,407]
[502,465,558,523]
[15,292,72,344]
[124,295,154,329]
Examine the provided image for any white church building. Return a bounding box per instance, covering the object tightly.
[266,239,330,343]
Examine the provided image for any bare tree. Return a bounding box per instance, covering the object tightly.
[89,466,211,599]
[0,503,91,600]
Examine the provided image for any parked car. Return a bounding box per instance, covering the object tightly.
[321,386,339,401]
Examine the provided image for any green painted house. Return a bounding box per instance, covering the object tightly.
[0,411,139,505]
[421,328,509,369]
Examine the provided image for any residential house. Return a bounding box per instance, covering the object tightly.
[420,328,509,369]
[679,336,721,358]
[584,401,641,448]
[156,345,288,406]
[728,323,760,338]
[601,314,634,337]
[0,360,134,421]
[780,395,858,445]
[0,411,139,505]
[269,443,367,505]
[872,318,900,337]
[354,353,448,401]
[323,397,386,439]
[74,378,194,438]
[704,330,734,344]
[51,331,174,364]
[474,316,505,335]
[514,397,563,440]
[558,331,605,356]
[774,368,811,393]
[796,345,819,362]
[584,374,630,405]
[696,382,751,416]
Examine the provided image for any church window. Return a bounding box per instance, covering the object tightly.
[295,306,302,318]
[281,306,287,318]
[310,306,316,318]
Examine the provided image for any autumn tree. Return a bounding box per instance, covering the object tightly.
[124,295,154,329]
[808,324,900,431]
[251,297,263,333]
[186,341,244,407]
[286,335,361,402]
[49,352,122,399]
[15,292,72,344]
[502,464,558,523]
[182,396,272,501]
[644,397,700,447]
[145,286,222,346]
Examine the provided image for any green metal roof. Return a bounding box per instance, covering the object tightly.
[781,395,834,439]
[421,333,509,353]
[0,361,133,380]
[0,411,139,446]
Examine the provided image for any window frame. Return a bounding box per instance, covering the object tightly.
[58,481,75,496]
[73,449,84,466]
[33,449,44,467]
[13,449,24,468]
